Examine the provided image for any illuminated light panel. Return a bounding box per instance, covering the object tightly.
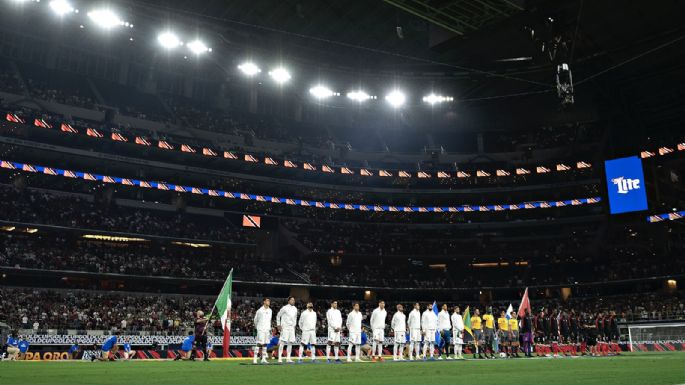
[309,85,339,99]
[385,90,406,108]
[50,0,76,15]
[171,241,211,248]
[422,93,453,104]
[87,9,130,29]
[269,67,291,84]
[187,39,211,55]
[238,62,261,76]
[347,90,375,102]
[82,234,148,242]
[158,32,182,49]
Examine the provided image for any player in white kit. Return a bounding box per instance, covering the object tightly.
[326,300,343,362]
[391,304,407,361]
[345,302,363,362]
[451,306,465,359]
[369,300,387,361]
[407,303,422,360]
[437,303,452,359]
[298,302,317,362]
[421,303,438,360]
[253,298,273,364]
[276,296,298,363]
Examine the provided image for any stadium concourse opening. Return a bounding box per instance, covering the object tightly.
[1,0,685,384]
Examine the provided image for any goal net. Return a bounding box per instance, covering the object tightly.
[627,322,685,351]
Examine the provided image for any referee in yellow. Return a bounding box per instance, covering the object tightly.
[497,310,509,357]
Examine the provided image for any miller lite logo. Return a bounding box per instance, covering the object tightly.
[612,176,640,194]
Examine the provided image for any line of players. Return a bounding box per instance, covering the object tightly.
[45,299,621,362]
[253,298,471,364]
[529,308,622,357]
[252,298,622,364]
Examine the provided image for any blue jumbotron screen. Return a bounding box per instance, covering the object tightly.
[604,156,648,214]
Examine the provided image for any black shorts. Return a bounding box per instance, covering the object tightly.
[195,334,208,348]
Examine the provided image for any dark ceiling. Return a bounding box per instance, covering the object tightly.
[121,0,685,136]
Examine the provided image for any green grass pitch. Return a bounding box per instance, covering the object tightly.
[1,353,684,385]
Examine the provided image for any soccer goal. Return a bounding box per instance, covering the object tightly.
[627,322,685,352]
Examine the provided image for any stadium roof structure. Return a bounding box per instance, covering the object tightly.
[123,0,685,130]
[1,0,684,140]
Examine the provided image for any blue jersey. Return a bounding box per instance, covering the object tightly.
[18,340,30,353]
[361,332,368,345]
[102,335,117,351]
[123,343,132,352]
[6,337,18,347]
[181,335,195,352]
[68,344,79,354]
[266,336,279,349]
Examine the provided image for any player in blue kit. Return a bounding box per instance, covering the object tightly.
[18,337,30,360]
[68,341,80,360]
[92,332,120,362]
[175,332,196,361]
[266,330,280,359]
[122,339,136,361]
[5,332,20,360]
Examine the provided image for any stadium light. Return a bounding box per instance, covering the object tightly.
[238,62,261,76]
[422,93,453,105]
[88,9,128,29]
[269,67,291,84]
[157,32,182,49]
[187,39,211,55]
[309,85,338,99]
[385,90,406,108]
[346,90,374,102]
[49,0,75,16]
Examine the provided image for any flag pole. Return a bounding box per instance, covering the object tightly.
[203,268,234,335]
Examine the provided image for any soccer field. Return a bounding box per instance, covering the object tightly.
[2,353,685,385]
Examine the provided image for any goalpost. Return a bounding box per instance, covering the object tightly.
[627,322,685,352]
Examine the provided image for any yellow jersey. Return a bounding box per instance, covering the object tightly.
[509,318,519,331]
[483,314,495,329]
[471,315,482,330]
[497,317,509,331]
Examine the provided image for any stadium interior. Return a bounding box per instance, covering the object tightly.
[0,0,684,382]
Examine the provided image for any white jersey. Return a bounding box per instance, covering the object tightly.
[370,308,387,330]
[391,312,406,332]
[254,306,272,332]
[346,310,362,333]
[298,310,317,331]
[451,313,464,332]
[407,309,421,329]
[421,309,438,332]
[326,308,342,330]
[276,304,298,328]
[438,310,452,330]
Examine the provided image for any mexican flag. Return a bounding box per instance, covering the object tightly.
[463,306,473,337]
[213,269,233,357]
